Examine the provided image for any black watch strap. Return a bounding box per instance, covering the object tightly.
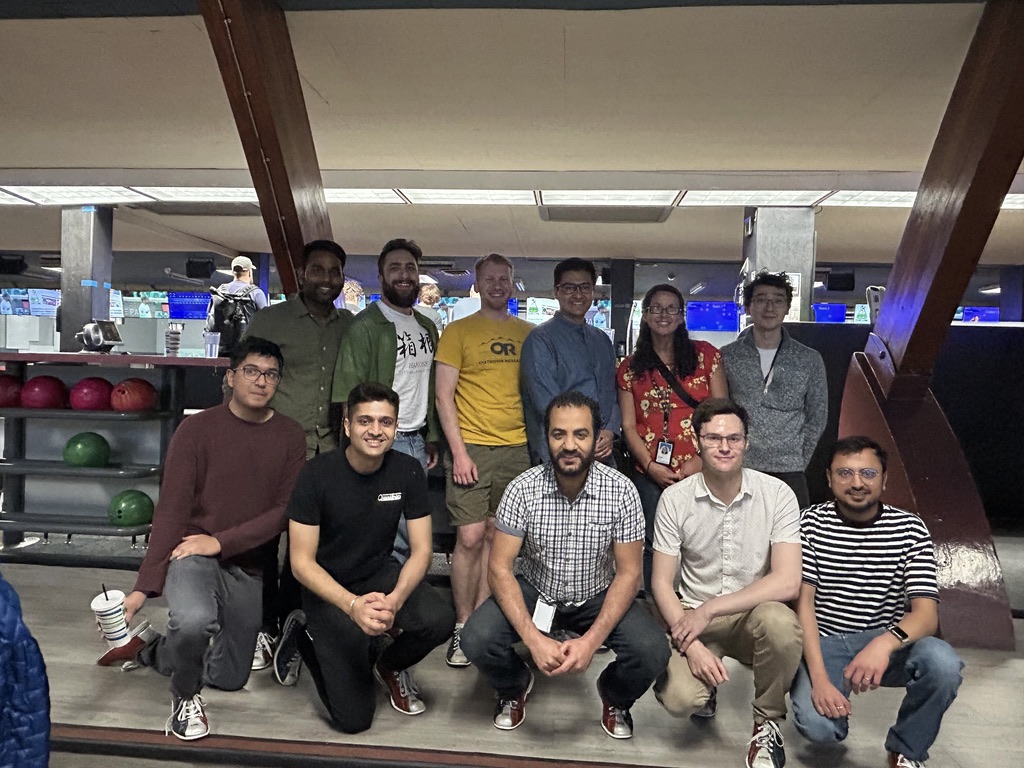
[886,623,909,643]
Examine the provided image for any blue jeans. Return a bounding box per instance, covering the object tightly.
[631,470,663,594]
[390,432,429,564]
[460,576,670,709]
[790,629,963,761]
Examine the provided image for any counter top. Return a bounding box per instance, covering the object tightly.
[0,352,230,368]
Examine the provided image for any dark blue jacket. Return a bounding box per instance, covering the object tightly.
[0,571,50,768]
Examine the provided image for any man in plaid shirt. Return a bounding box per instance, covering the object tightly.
[461,390,670,739]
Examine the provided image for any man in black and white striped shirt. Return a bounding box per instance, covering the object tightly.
[792,436,963,768]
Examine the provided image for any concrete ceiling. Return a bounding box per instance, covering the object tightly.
[0,2,1020,297]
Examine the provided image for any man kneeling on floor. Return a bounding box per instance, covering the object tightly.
[461,390,670,738]
[792,436,963,768]
[287,381,454,733]
[103,337,307,740]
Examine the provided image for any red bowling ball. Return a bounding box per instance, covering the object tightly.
[19,375,68,409]
[70,377,114,411]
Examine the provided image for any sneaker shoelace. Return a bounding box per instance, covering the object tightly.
[396,669,420,700]
[450,629,462,652]
[608,705,629,728]
[749,720,784,752]
[166,695,206,736]
[895,757,926,768]
[255,632,273,656]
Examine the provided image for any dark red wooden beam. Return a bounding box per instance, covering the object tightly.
[200,0,332,295]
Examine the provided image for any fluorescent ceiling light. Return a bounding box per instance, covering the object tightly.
[418,274,438,284]
[820,191,918,207]
[1001,194,1024,209]
[813,280,825,288]
[679,191,829,207]
[131,186,259,203]
[540,190,679,206]
[2,186,154,205]
[400,189,536,205]
[41,266,63,273]
[979,284,1001,295]
[324,188,405,204]
[0,189,35,205]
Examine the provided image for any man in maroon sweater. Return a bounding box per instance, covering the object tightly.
[103,336,306,741]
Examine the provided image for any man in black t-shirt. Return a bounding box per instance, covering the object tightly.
[287,381,454,733]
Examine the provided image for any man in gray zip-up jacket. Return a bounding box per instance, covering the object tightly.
[720,271,827,507]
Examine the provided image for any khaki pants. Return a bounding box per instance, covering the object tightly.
[655,601,802,723]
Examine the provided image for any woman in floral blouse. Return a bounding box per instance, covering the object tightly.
[616,283,728,592]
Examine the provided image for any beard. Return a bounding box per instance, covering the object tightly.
[382,279,418,309]
[553,446,597,478]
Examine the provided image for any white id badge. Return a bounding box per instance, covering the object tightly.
[655,440,674,466]
[532,599,555,633]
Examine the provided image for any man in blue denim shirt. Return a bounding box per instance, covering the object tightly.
[520,258,620,465]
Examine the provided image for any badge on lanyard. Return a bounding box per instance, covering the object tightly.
[656,386,674,466]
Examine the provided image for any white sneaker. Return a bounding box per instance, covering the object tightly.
[746,719,785,768]
[445,623,471,667]
[251,630,275,671]
[165,694,209,741]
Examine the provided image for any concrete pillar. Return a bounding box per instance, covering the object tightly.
[741,207,816,321]
[999,265,1023,322]
[60,206,113,351]
[609,259,636,357]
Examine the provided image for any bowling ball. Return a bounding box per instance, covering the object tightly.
[107,490,154,527]
[110,378,158,412]
[63,432,111,468]
[19,375,68,408]
[0,374,21,407]
[70,377,114,411]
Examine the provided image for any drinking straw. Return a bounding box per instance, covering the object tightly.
[102,583,109,601]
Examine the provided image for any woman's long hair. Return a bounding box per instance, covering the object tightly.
[629,283,698,379]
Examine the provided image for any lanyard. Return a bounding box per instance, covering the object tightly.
[660,386,672,440]
[762,336,783,394]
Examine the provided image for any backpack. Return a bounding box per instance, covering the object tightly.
[207,284,259,355]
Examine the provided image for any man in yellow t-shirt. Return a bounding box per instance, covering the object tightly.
[435,253,532,669]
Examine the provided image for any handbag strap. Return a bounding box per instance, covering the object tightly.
[652,356,702,411]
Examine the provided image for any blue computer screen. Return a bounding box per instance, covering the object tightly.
[168,291,211,320]
[685,301,740,332]
[962,306,999,323]
[812,303,847,323]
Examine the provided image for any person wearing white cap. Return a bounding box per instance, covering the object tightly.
[224,256,269,311]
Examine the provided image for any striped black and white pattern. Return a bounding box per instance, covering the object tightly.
[800,502,939,637]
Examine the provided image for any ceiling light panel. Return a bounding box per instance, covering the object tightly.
[0,189,35,205]
[3,186,154,205]
[1001,194,1024,209]
[541,190,679,206]
[131,187,259,203]
[820,191,918,207]
[399,189,536,205]
[324,188,405,204]
[678,191,829,207]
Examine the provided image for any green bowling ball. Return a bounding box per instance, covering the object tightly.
[108,489,155,527]
[63,432,111,468]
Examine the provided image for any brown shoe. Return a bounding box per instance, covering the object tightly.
[493,669,534,731]
[597,681,633,739]
[373,662,426,715]
[96,621,159,667]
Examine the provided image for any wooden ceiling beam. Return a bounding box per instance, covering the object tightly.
[199,0,332,295]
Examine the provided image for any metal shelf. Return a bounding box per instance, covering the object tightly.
[0,408,173,421]
[0,513,151,537]
[0,460,162,479]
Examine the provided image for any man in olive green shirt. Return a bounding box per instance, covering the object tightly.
[242,239,353,676]
[245,240,354,458]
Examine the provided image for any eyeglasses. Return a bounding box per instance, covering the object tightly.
[832,467,882,481]
[557,282,594,295]
[645,305,682,315]
[232,365,281,384]
[353,415,396,429]
[699,433,747,447]
[750,296,788,309]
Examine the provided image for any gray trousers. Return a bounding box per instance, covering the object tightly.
[140,555,262,700]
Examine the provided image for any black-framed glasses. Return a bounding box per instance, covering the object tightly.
[699,433,747,447]
[232,365,281,384]
[832,467,881,481]
[645,305,683,315]
[557,282,594,295]
[750,296,788,309]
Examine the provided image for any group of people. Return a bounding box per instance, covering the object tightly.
[100,241,962,768]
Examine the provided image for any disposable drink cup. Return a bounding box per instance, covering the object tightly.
[91,589,130,648]
[203,331,221,358]
[164,329,181,357]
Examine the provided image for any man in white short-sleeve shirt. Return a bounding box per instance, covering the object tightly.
[651,398,803,768]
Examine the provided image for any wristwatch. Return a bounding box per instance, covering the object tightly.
[886,623,909,643]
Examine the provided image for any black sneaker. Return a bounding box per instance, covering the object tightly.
[165,694,209,741]
[746,719,785,768]
[446,623,471,667]
[273,609,305,686]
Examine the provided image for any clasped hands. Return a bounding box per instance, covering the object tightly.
[349,592,399,636]
[527,632,600,677]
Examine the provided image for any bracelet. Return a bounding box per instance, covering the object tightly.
[646,460,654,474]
[348,596,357,613]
